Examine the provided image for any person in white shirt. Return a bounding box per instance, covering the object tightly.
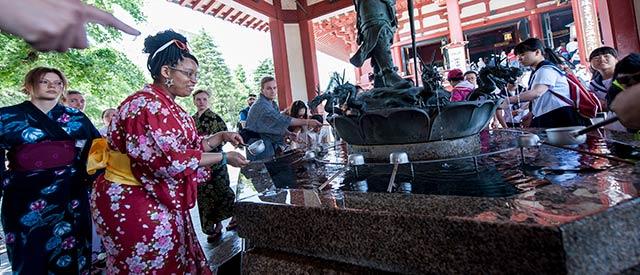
[566,38,580,65]
[502,38,588,128]
[496,81,529,128]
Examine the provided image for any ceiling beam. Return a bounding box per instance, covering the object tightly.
[221,0,276,18]
[190,0,204,9]
[236,14,251,24]
[306,0,353,20]
[202,0,217,13]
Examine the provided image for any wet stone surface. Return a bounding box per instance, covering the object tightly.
[235,129,640,274]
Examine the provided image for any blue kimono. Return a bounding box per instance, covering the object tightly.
[0,101,100,274]
[244,94,292,161]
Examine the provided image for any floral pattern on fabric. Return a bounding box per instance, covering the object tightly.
[193,109,235,235]
[92,84,212,274]
[0,102,99,274]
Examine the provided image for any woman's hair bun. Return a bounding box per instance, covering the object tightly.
[143,30,188,55]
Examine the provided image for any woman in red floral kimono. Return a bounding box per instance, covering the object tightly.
[89,30,248,274]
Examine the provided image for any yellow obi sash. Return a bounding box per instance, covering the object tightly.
[87,138,141,186]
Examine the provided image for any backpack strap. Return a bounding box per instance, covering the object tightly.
[529,63,575,112]
[547,90,574,107]
[539,64,566,77]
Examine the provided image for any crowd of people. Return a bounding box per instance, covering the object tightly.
[1,1,640,274]
[0,26,254,273]
[0,19,333,273]
[449,38,640,133]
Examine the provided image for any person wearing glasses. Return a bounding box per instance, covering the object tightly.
[88,30,248,274]
[286,100,308,130]
[0,67,101,273]
[608,53,640,131]
[285,100,312,149]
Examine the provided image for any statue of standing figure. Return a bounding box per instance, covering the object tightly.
[350,0,412,88]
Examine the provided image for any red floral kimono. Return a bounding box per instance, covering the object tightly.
[90,84,212,274]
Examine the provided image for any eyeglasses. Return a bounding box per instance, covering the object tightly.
[169,67,199,80]
[38,80,64,87]
[614,71,640,89]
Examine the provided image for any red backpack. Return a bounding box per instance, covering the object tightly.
[542,65,602,119]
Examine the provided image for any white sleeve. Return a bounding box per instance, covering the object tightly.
[531,67,559,88]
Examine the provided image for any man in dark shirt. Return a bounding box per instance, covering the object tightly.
[238,93,256,130]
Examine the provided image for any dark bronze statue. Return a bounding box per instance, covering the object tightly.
[467,60,523,101]
[350,0,411,88]
[420,54,451,107]
[307,5,512,151]
[309,72,363,116]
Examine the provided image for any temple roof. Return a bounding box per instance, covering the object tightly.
[167,0,570,61]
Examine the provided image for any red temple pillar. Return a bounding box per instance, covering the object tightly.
[392,33,403,75]
[571,0,603,64]
[525,0,542,38]
[299,19,320,104]
[446,0,464,43]
[596,0,614,46]
[445,0,467,70]
[269,18,293,109]
[597,0,640,57]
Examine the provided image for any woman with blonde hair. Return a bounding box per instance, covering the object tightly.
[0,67,100,273]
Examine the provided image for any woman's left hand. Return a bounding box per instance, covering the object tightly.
[222,132,244,147]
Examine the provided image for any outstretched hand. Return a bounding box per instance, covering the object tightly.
[222,132,244,147]
[0,0,140,52]
[307,119,322,128]
[226,151,249,168]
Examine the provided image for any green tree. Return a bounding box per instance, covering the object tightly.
[189,30,245,126]
[0,0,147,125]
[85,0,145,44]
[252,58,274,92]
[233,64,252,94]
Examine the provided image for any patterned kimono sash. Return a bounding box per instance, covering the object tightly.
[7,140,76,171]
[86,138,141,186]
[6,102,79,172]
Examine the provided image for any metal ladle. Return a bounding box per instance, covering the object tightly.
[517,133,540,165]
[316,154,365,190]
[240,139,265,156]
[387,152,410,192]
[303,150,316,161]
[348,153,365,177]
[546,116,619,146]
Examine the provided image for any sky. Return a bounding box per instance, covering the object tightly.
[113,0,354,90]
